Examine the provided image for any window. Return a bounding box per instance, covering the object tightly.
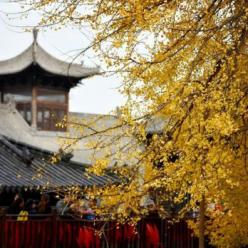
[2,87,68,131]
[37,88,67,131]
[37,106,66,131]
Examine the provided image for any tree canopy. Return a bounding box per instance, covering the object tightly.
[30,0,248,247]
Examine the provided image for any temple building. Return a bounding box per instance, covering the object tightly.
[0,30,119,192]
[0,29,99,131]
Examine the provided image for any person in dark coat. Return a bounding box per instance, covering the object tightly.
[26,199,38,214]
[8,194,24,214]
[37,194,51,214]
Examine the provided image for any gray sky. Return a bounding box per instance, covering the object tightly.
[0,1,126,114]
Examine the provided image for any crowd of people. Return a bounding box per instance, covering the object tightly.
[8,193,51,215]
[56,196,96,220]
[8,193,51,220]
[7,193,96,221]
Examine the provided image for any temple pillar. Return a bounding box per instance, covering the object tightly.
[31,86,37,129]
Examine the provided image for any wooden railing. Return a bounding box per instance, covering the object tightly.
[0,213,199,248]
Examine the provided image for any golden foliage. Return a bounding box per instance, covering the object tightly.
[31,0,248,246]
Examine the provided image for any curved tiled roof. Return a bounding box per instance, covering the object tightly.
[0,135,119,187]
[0,39,100,78]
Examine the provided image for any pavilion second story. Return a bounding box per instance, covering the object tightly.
[0,30,99,131]
[0,30,128,166]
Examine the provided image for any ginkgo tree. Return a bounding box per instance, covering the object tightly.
[27,0,248,247]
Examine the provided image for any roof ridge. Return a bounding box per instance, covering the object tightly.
[0,35,100,78]
[69,111,117,118]
[0,135,33,165]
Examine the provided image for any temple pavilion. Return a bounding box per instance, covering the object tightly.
[0,30,119,201]
[0,29,99,131]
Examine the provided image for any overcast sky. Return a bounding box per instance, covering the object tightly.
[0,1,126,114]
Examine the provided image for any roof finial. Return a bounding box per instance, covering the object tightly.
[33,28,38,42]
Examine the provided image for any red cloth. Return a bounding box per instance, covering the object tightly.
[30,222,36,248]
[4,222,9,248]
[77,226,100,248]
[14,223,20,248]
[67,223,72,247]
[25,222,30,248]
[115,224,122,242]
[40,222,47,248]
[77,226,92,248]
[59,222,64,244]
[145,223,160,247]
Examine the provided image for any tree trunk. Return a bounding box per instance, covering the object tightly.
[199,195,205,248]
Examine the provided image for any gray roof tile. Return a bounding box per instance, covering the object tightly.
[0,135,119,187]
